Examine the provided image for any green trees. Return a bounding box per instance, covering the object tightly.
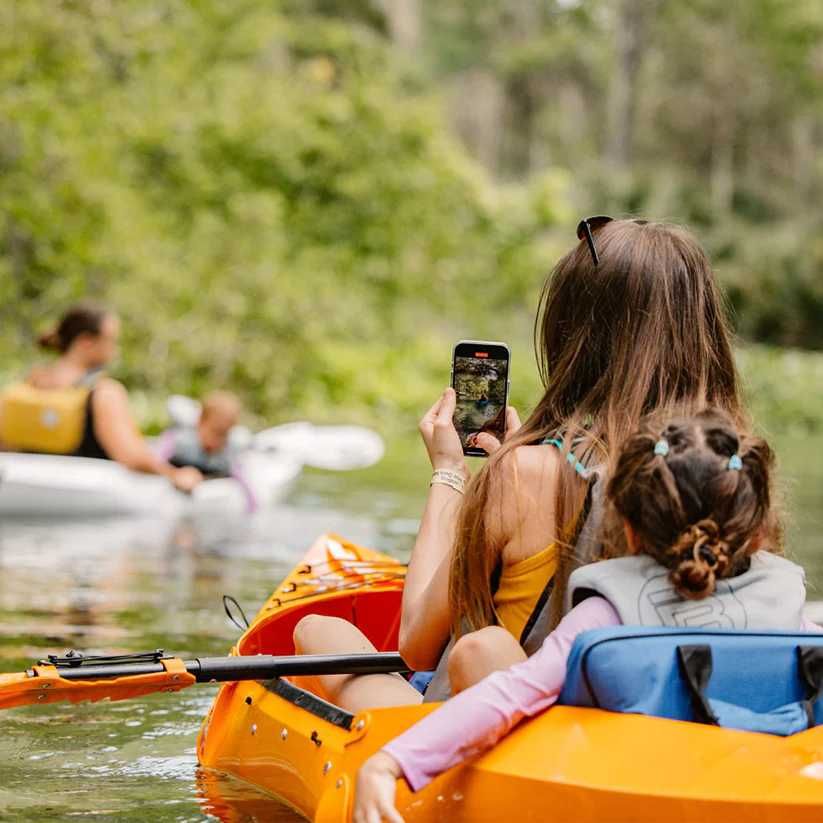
[0,1,555,421]
[1,1,821,430]
[405,0,823,347]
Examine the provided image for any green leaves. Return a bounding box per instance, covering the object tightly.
[0,1,553,425]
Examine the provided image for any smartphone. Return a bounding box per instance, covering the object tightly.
[451,340,511,457]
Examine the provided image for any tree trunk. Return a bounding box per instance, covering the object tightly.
[606,0,651,172]
[502,0,542,176]
[450,69,506,175]
[378,0,420,53]
[710,125,734,215]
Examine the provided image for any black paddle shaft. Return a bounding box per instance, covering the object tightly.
[43,652,408,683]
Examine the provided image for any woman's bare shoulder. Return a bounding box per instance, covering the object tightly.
[486,443,562,555]
[499,442,562,492]
[92,377,129,408]
[26,365,59,388]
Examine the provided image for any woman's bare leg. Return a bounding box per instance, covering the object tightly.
[447,626,527,694]
[293,614,422,713]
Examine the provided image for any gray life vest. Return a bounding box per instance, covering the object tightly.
[167,427,235,478]
[566,552,806,630]
[423,442,607,703]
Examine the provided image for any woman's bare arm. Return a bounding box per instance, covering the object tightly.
[398,389,466,669]
[399,489,460,670]
[398,395,561,670]
[91,379,188,479]
[400,443,560,667]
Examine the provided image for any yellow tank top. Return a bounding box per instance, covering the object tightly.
[492,543,558,642]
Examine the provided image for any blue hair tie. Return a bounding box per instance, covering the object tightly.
[654,438,669,457]
[728,454,743,471]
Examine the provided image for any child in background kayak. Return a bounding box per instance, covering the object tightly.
[156,391,242,478]
[354,409,820,823]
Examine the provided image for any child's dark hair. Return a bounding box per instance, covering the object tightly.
[606,408,778,600]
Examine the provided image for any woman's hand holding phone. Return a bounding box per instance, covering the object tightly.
[418,388,468,477]
[471,406,522,455]
[419,388,523,473]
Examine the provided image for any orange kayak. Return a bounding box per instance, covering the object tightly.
[197,534,823,822]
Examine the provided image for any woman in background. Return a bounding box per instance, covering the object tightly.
[0,302,201,492]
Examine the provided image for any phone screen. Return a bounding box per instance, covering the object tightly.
[451,341,510,457]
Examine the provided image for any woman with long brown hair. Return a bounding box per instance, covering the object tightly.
[294,217,746,710]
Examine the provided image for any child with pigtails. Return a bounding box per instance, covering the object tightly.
[354,409,820,823]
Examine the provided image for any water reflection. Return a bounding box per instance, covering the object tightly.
[0,470,409,821]
[0,435,819,821]
[197,768,305,823]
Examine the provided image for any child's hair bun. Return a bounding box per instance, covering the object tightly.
[668,519,730,600]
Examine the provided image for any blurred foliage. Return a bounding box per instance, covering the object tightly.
[737,346,823,437]
[0,0,561,426]
[1,0,821,436]
[418,0,823,349]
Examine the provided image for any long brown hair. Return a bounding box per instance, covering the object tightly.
[450,219,745,635]
[606,409,778,600]
[38,302,110,353]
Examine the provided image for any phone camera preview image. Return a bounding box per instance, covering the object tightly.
[453,353,508,453]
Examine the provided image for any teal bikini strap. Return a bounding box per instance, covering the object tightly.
[543,436,590,478]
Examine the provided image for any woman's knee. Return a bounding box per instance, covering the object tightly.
[293,613,347,653]
[448,626,520,692]
[293,613,377,656]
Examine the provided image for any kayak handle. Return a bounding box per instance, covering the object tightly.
[678,644,823,736]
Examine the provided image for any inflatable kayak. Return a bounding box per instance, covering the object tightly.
[0,450,301,518]
[0,417,383,518]
[197,535,823,822]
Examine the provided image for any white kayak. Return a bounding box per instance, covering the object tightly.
[0,414,384,518]
[0,450,302,518]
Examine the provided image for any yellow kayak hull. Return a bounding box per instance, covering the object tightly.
[197,534,823,821]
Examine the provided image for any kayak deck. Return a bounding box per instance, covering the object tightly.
[197,535,823,822]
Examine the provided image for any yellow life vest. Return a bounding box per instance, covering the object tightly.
[0,382,90,455]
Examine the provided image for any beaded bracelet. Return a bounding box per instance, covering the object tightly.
[430,468,466,494]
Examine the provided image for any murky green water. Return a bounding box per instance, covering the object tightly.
[0,434,820,821]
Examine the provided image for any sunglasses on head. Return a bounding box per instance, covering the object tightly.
[576,215,648,266]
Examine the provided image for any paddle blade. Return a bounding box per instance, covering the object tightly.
[0,660,196,711]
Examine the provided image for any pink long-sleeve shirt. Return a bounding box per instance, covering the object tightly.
[384,597,823,792]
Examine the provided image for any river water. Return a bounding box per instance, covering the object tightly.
[0,435,820,822]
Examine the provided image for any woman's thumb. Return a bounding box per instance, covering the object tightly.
[436,387,457,421]
[474,432,501,455]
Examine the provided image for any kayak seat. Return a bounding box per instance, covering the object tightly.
[237,588,402,658]
[559,627,823,736]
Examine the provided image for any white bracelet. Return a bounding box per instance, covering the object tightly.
[430,469,466,494]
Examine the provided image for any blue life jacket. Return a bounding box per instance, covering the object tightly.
[559,627,823,736]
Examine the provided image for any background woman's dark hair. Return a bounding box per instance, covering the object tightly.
[606,408,778,600]
[38,302,110,353]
